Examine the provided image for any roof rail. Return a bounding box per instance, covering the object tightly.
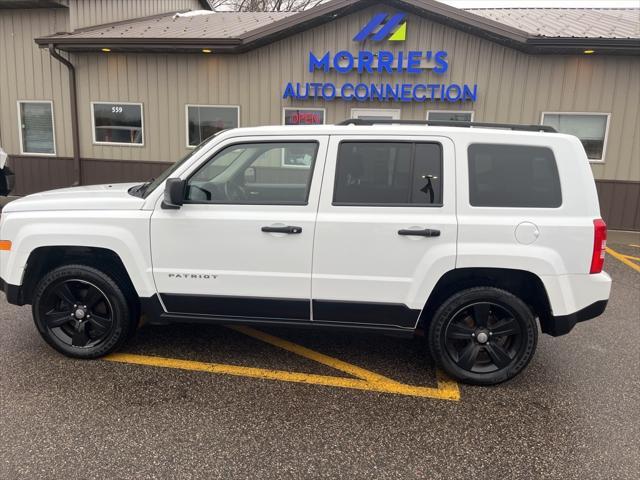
[337,119,557,133]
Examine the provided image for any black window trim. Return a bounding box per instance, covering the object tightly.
[467,142,564,209]
[182,139,320,207]
[332,140,444,208]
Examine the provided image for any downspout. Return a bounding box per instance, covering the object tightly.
[47,44,80,186]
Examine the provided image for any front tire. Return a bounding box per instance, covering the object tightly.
[428,287,537,385]
[32,264,135,358]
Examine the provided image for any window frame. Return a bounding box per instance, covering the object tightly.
[332,140,444,208]
[17,100,56,156]
[282,107,326,126]
[427,110,475,122]
[183,140,320,206]
[540,111,611,163]
[350,108,401,120]
[91,101,145,147]
[185,104,241,149]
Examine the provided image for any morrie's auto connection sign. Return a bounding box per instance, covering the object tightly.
[283,12,478,104]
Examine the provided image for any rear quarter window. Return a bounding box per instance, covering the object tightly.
[468,144,562,208]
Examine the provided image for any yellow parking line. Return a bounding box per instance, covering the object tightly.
[104,326,461,401]
[606,247,640,273]
[229,325,399,385]
[104,352,460,400]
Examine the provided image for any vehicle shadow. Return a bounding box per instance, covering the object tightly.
[127,322,439,386]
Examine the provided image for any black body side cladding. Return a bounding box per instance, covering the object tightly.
[3,280,607,340]
[540,299,608,337]
[161,293,310,320]
[0,277,23,305]
[312,299,419,328]
[140,294,416,337]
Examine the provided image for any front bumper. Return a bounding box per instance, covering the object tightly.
[540,299,608,337]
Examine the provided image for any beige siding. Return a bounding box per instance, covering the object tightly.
[0,8,71,154]
[68,6,639,181]
[1,5,638,184]
[68,0,203,30]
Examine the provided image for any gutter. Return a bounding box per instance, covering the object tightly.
[47,44,80,186]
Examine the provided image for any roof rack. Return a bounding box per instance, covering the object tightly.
[337,119,557,133]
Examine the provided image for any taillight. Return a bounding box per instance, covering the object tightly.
[590,219,607,274]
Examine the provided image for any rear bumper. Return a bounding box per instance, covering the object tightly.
[0,277,22,305]
[540,299,608,337]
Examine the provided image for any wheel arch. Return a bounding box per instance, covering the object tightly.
[418,267,553,330]
[19,246,140,306]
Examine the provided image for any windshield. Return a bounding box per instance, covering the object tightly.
[136,134,221,199]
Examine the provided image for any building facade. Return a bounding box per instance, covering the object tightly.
[1,0,639,230]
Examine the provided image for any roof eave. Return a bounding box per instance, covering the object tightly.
[36,35,640,56]
[526,37,640,55]
[35,37,243,52]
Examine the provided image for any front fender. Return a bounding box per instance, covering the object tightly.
[0,210,155,297]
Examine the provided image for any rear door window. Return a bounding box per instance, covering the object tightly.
[333,142,443,206]
[468,144,562,208]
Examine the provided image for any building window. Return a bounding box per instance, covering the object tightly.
[468,144,562,208]
[541,113,610,162]
[92,102,144,146]
[18,101,55,155]
[333,142,443,206]
[427,111,474,122]
[350,108,401,121]
[186,105,239,148]
[283,108,325,125]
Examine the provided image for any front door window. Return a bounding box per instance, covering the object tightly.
[185,142,319,205]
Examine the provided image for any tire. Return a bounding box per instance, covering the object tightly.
[428,287,537,385]
[32,264,136,359]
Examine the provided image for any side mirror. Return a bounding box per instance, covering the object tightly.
[161,178,186,209]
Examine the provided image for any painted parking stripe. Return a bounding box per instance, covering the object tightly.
[230,325,399,385]
[606,247,640,273]
[104,326,460,401]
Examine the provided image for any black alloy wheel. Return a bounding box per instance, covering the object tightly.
[428,287,537,385]
[444,302,522,373]
[40,279,113,348]
[33,264,134,358]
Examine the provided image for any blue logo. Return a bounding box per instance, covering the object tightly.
[353,13,407,42]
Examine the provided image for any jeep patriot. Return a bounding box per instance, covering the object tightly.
[0,120,611,385]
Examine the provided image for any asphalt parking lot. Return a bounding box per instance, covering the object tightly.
[1,244,638,480]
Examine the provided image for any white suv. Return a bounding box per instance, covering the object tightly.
[0,120,611,385]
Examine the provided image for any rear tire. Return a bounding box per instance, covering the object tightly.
[428,287,537,385]
[32,264,135,359]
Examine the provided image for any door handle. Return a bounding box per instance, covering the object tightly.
[261,225,302,234]
[398,228,441,237]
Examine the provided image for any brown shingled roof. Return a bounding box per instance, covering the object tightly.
[469,8,640,39]
[35,0,640,54]
[61,11,295,40]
